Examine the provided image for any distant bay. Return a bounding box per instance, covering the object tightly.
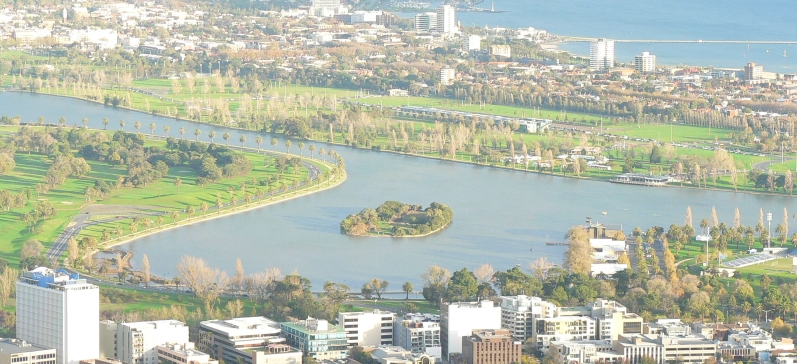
[412,0,797,71]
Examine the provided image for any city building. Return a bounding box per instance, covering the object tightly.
[533,316,597,352]
[463,35,481,52]
[645,319,692,337]
[489,45,511,58]
[549,339,623,364]
[744,62,764,80]
[414,13,437,31]
[250,345,302,364]
[440,301,501,360]
[310,0,347,17]
[17,267,99,364]
[78,359,124,364]
[589,39,615,70]
[589,299,643,341]
[370,346,435,364]
[439,68,456,86]
[394,314,442,359]
[634,51,656,73]
[0,339,57,364]
[104,320,189,364]
[460,329,521,364]
[498,295,557,342]
[198,317,284,364]
[338,310,395,347]
[612,334,716,364]
[436,5,456,36]
[157,343,217,364]
[280,318,347,360]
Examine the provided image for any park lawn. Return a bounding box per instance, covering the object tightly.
[600,123,735,143]
[349,299,440,314]
[0,130,328,266]
[98,285,256,314]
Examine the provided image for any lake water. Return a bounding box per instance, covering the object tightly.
[427,0,797,71]
[2,92,797,288]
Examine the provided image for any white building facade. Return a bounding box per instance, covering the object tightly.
[499,295,557,342]
[414,13,437,31]
[634,51,656,73]
[16,268,99,364]
[440,301,501,360]
[112,320,190,364]
[589,39,615,70]
[338,310,395,347]
[436,5,456,35]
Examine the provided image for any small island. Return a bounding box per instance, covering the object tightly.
[340,201,454,237]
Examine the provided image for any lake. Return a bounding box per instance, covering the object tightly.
[1,92,796,288]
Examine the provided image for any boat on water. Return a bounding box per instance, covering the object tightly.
[601,211,608,215]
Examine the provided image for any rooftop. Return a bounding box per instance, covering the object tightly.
[20,267,91,289]
[281,318,343,334]
[121,320,187,331]
[200,317,281,336]
[0,339,54,354]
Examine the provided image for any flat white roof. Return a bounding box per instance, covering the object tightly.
[200,317,281,336]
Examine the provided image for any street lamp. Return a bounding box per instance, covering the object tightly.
[767,211,773,248]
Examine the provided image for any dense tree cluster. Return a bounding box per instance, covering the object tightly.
[340,201,453,237]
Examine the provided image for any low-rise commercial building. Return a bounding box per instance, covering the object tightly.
[0,339,57,364]
[198,317,284,364]
[157,343,217,364]
[589,299,643,341]
[460,329,521,364]
[549,339,623,364]
[370,346,434,364]
[280,318,347,360]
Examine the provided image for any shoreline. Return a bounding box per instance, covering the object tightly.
[96,170,347,263]
[5,90,794,199]
[345,220,452,238]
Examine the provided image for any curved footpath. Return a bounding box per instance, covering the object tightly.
[43,138,346,262]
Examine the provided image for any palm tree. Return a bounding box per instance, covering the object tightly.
[256,136,263,150]
[134,120,141,133]
[319,147,325,161]
[102,118,109,130]
[239,135,246,147]
[82,118,89,128]
[285,140,292,154]
[174,177,182,193]
[194,129,201,141]
[149,123,156,136]
[209,130,216,144]
[156,215,164,227]
[179,127,185,139]
[171,211,180,224]
[200,202,208,216]
[298,142,305,156]
[119,119,126,130]
[271,138,278,151]
[186,206,195,220]
[309,144,316,159]
[164,125,170,136]
[223,132,231,145]
[37,116,44,126]
[59,116,66,127]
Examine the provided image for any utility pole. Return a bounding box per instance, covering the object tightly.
[767,211,773,248]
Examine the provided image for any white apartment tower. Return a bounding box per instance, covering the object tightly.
[634,51,656,73]
[499,295,557,342]
[311,0,346,17]
[590,39,615,70]
[436,5,456,35]
[16,268,99,364]
[440,301,501,360]
[414,12,437,31]
[338,310,395,347]
[439,68,456,86]
[464,35,481,51]
[107,320,190,364]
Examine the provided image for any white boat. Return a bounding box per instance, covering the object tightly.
[601,211,608,215]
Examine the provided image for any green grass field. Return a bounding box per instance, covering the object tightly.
[0,128,335,267]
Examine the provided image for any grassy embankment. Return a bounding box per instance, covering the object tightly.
[0,127,340,268]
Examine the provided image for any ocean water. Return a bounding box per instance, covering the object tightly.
[448,0,797,71]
